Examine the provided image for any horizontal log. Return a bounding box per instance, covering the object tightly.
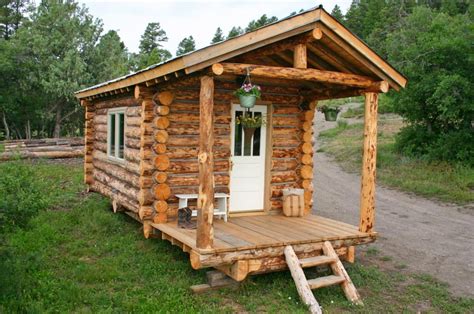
[154,172,168,184]
[93,150,140,174]
[168,159,229,174]
[93,158,140,187]
[153,143,167,154]
[91,181,139,212]
[272,116,301,127]
[167,125,229,136]
[96,97,138,108]
[212,63,389,92]
[154,183,171,200]
[272,147,300,158]
[155,116,170,129]
[93,168,139,199]
[167,174,229,187]
[126,106,141,117]
[154,200,168,213]
[154,154,170,171]
[156,105,170,116]
[272,158,298,171]
[167,136,229,147]
[271,171,298,183]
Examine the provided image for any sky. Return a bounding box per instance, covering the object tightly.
[80,0,352,55]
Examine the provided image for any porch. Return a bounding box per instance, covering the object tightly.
[151,214,377,281]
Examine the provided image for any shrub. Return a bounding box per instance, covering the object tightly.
[386,7,473,164]
[0,161,49,237]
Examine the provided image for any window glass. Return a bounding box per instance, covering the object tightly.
[252,112,261,156]
[234,111,243,156]
[108,110,125,160]
[118,113,125,159]
[109,114,116,156]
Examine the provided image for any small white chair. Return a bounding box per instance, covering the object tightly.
[175,193,229,222]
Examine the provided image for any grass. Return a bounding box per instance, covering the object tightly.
[0,160,473,312]
[319,119,474,204]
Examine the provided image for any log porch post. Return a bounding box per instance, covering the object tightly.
[196,75,215,249]
[359,92,378,233]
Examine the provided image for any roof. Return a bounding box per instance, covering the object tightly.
[75,6,406,100]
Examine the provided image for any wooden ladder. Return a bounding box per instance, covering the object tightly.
[284,241,363,314]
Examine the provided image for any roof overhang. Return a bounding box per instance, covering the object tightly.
[75,7,406,100]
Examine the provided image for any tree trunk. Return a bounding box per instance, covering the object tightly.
[53,106,62,138]
[2,110,10,140]
[25,120,31,139]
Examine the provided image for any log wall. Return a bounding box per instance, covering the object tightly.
[89,95,141,213]
[158,77,307,219]
[86,75,315,222]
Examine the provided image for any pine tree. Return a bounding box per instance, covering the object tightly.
[91,30,130,82]
[227,26,243,39]
[176,35,196,56]
[245,14,278,32]
[331,4,344,21]
[211,27,224,44]
[136,22,171,69]
[0,0,29,40]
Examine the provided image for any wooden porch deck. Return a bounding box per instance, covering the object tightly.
[151,214,377,280]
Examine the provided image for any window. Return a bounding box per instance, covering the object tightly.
[107,108,126,161]
[233,110,262,157]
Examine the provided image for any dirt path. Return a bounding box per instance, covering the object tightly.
[312,110,474,297]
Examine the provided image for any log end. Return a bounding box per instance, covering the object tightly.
[211,63,224,76]
[312,28,323,40]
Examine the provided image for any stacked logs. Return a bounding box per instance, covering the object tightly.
[83,100,95,185]
[301,101,317,214]
[152,91,174,224]
[134,86,156,238]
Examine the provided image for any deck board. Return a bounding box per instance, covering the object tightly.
[151,214,374,254]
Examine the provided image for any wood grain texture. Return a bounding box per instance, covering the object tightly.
[196,76,215,249]
[359,93,378,233]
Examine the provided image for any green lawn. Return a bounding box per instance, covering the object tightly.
[319,119,474,205]
[0,160,472,312]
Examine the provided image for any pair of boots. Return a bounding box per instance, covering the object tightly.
[178,207,197,229]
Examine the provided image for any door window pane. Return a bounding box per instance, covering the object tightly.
[234,111,243,156]
[252,113,261,156]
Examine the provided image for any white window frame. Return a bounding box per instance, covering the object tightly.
[107,107,126,162]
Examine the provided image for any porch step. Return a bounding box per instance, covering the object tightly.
[284,241,363,314]
[300,255,336,268]
[307,275,345,289]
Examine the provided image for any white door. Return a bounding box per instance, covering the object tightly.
[230,104,267,212]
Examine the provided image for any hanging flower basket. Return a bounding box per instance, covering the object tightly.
[236,113,266,140]
[318,105,341,122]
[234,68,261,109]
[239,94,257,109]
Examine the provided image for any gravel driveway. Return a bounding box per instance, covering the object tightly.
[312,110,474,297]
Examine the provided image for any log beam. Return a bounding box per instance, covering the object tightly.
[212,63,389,92]
[196,76,215,249]
[359,92,378,233]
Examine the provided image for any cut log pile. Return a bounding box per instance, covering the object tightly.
[0,137,84,161]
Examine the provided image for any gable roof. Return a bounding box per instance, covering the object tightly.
[75,6,406,100]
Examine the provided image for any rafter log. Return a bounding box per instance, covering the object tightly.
[236,28,323,63]
[212,63,389,92]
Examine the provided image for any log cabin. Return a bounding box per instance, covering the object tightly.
[75,6,406,308]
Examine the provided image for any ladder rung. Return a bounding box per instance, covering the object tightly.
[308,275,345,290]
[299,255,336,268]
